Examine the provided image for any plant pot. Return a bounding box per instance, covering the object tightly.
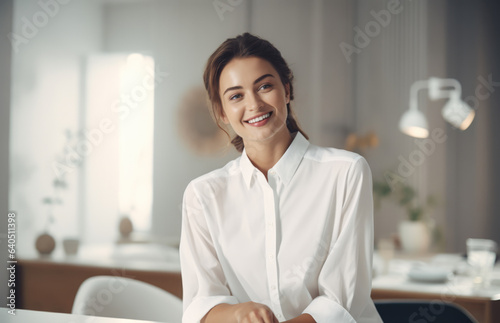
[398,220,431,253]
[63,238,80,256]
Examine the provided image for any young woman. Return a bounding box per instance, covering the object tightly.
[180,33,382,323]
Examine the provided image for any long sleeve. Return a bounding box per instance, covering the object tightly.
[179,181,239,323]
[302,157,381,322]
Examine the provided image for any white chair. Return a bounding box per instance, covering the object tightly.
[72,275,183,322]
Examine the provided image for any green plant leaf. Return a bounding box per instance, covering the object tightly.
[373,181,392,197]
[42,197,53,204]
[409,207,422,221]
[426,195,438,207]
[53,178,67,188]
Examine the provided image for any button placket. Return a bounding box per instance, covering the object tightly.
[262,175,285,319]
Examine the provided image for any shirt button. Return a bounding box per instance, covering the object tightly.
[268,254,273,260]
[277,314,283,319]
[271,285,276,290]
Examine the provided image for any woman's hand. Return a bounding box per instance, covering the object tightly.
[234,302,279,323]
[202,302,279,323]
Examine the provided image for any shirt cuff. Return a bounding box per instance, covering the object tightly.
[183,295,239,323]
[302,296,356,323]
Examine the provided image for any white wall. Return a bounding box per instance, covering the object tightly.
[9,0,103,252]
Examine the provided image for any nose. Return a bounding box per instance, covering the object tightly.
[247,91,263,111]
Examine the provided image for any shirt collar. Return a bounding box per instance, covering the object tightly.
[240,131,309,188]
[240,148,256,188]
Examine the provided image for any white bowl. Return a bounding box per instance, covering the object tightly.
[408,265,452,283]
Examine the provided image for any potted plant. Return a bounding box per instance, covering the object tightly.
[373,180,437,253]
[37,178,67,255]
[37,130,82,255]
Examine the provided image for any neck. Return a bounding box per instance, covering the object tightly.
[244,130,294,179]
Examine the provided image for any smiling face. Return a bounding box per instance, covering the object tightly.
[218,56,291,148]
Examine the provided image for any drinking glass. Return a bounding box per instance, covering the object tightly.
[377,238,395,275]
[466,238,497,289]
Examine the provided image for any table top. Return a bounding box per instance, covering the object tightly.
[372,252,500,300]
[1,308,166,323]
[18,243,181,273]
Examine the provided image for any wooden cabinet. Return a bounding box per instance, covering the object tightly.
[17,259,182,314]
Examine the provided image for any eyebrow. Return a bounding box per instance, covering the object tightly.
[223,74,275,96]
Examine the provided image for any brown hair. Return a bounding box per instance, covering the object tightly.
[203,32,309,152]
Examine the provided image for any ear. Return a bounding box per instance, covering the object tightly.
[285,83,291,104]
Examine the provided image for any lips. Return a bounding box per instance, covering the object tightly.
[245,112,272,124]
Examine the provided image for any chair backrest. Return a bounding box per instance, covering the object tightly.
[72,275,183,322]
[374,300,477,323]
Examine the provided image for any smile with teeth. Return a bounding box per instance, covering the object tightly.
[246,112,272,124]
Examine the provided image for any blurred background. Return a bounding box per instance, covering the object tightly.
[0,0,499,312]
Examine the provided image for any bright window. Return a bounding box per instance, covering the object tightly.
[82,53,155,243]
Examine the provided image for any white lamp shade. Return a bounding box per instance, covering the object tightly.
[441,98,475,130]
[399,109,429,138]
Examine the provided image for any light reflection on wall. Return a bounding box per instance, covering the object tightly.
[118,53,154,233]
[84,53,154,243]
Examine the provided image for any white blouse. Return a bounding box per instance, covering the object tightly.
[180,131,382,323]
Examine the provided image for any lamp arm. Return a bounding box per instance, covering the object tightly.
[428,77,462,100]
[409,79,430,111]
[409,77,463,111]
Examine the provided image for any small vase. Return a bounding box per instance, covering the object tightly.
[398,220,431,253]
[35,232,56,255]
[119,216,134,238]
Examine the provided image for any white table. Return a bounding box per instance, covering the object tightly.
[371,252,500,323]
[1,308,166,323]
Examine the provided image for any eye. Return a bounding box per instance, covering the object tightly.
[229,93,242,101]
[259,83,272,91]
